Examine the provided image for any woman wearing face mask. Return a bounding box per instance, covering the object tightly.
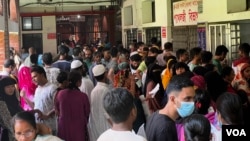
[12,111,63,141]
[211,92,243,141]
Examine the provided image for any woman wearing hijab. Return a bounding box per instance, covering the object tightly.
[0,76,56,140]
[0,76,23,141]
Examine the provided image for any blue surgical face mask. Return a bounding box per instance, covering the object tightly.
[177,101,195,118]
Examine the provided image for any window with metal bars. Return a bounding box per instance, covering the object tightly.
[145,27,161,46]
[126,29,137,47]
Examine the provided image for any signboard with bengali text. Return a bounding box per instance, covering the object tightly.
[173,0,199,26]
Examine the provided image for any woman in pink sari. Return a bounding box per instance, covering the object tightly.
[18,54,38,110]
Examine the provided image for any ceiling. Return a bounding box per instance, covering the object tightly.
[19,0,119,13]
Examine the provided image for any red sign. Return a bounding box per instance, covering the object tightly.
[47,33,56,39]
[161,27,167,38]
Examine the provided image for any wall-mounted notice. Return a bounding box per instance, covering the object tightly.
[198,26,206,50]
[161,27,167,38]
[47,33,56,39]
[173,0,199,26]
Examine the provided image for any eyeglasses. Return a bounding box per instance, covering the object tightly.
[15,130,34,138]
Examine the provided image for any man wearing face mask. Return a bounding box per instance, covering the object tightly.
[145,75,195,141]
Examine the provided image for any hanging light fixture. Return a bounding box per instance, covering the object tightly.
[57,0,69,21]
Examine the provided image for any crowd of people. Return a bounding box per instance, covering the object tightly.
[0,38,250,141]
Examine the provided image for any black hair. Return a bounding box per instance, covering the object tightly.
[31,65,47,79]
[204,64,215,72]
[110,47,118,58]
[30,54,38,65]
[94,73,105,81]
[145,56,156,67]
[189,47,202,60]
[102,47,110,52]
[184,114,211,141]
[59,45,69,55]
[12,111,37,131]
[176,49,188,60]
[164,42,173,51]
[73,47,81,56]
[143,46,149,52]
[193,66,208,77]
[149,47,159,54]
[221,66,234,78]
[165,75,194,96]
[194,89,211,115]
[120,48,130,55]
[103,88,134,123]
[0,76,17,88]
[216,92,243,125]
[164,55,177,64]
[237,90,248,105]
[204,71,227,102]
[4,59,15,68]
[173,62,190,75]
[144,63,165,102]
[93,51,102,57]
[68,70,82,90]
[201,51,213,64]
[239,43,250,55]
[151,37,157,44]
[57,71,68,84]
[97,46,104,52]
[174,62,189,70]
[77,61,88,77]
[215,45,229,56]
[42,52,53,65]
[130,54,142,62]
[117,44,124,53]
[137,41,145,47]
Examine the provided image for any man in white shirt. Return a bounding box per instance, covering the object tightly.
[70,60,94,98]
[0,59,16,76]
[88,64,111,141]
[22,66,57,134]
[97,88,147,141]
[23,46,36,67]
[42,52,60,86]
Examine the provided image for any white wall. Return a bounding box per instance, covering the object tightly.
[122,0,172,48]
[42,16,57,55]
[0,16,19,32]
[199,0,250,23]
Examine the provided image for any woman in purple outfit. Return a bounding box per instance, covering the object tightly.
[55,70,90,141]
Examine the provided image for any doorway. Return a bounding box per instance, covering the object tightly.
[22,33,43,54]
